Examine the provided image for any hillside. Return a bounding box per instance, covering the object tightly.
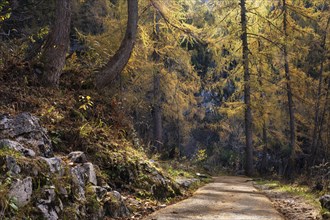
[0,70,208,219]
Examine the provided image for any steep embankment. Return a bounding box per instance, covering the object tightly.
[0,72,200,219]
[0,112,183,219]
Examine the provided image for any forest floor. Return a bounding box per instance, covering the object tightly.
[144,176,284,220]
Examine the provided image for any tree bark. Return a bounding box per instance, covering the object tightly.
[310,18,329,165]
[312,79,330,165]
[240,0,254,176]
[95,0,138,89]
[40,0,71,87]
[257,44,268,175]
[152,11,163,152]
[153,73,163,152]
[282,0,296,178]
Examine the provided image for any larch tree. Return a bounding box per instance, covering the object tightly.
[240,0,254,176]
[152,11,163,152]
[95,0,138,89]
[311,16,330,165]
[40,0,71,87]
[281,0,296,177]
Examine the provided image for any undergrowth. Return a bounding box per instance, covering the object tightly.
[255,179,321,207]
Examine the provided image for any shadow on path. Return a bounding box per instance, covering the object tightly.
[145,176,284,220]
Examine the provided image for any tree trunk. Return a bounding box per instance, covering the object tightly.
[40,0,71,87]
[175,84,181,158]
[152,11,163,152]
[313,79,330,165]
[256,40,268,175]
[310,18,329,165]
[95,0,138,89]
[153,73,163,152]
[282,0,296,178]
[240,0,254,176]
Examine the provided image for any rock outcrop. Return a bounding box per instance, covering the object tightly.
[0,113,130,220]
[8,177,33,207]
[320,195,330,211]
[0,113,53,157]
[0,112,182,219]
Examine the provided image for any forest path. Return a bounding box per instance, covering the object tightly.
[145,176,284,220]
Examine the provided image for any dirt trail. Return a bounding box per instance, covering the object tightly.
[145,176,284,220]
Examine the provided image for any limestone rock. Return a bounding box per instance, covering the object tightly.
[37,187,62,220]
[71,162,97,200]
[68,151,87,163]
[103,191,129,218]
[37,204,59,220]
[150,171,177,200]
[41,157,64,175]
[90,186,107,201]
[5,156,21,174]
[8,177,33,207]
[71,165,87,200]
[0,113,53,157]
[175,177,199,188]
[83,162,97,185]
[320,195,330,210]
[195,172,209,178]
[0,139,36,157]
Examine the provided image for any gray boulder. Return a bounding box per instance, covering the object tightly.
[71,162,97,200]
[103,191,129,218]
[37,186,62,220]
[83,163,97,185]
[175,177,199,188]
[68,151,87,163]
[5,156,21,174]
[37,204,59,220]
[90,186,107,201]
[320,195,330,210]
[0,139,36,157]
[41,157,64,175]
[0,113,53,157]
[8,177,33,207]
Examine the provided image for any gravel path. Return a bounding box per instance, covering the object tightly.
[145,176,284,220]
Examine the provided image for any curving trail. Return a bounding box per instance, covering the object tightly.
[145,176,284,220]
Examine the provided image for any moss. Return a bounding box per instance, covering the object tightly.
[0,148,21,159]
[136,190,152,199]
[255,179,321,207]
[61,206,78,220]
[85,185,101,215]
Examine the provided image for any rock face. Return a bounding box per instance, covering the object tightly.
[41,157,64,174]
[103,191,130,218]
[68,151,87,163]
[320,195,330,210]
[8,177,33,207]
[0,113,182,219]
[37,187,61,220]
[131,162,181,201]
[0,113,132,220]
[0,139,36,157]
[71,162,98,200]
[175,177,200,188]
[0,113,53,157]
[5,155,21,174]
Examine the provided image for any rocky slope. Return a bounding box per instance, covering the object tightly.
[0,113,183,219]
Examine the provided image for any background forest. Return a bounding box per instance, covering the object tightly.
[0,0,329,206]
